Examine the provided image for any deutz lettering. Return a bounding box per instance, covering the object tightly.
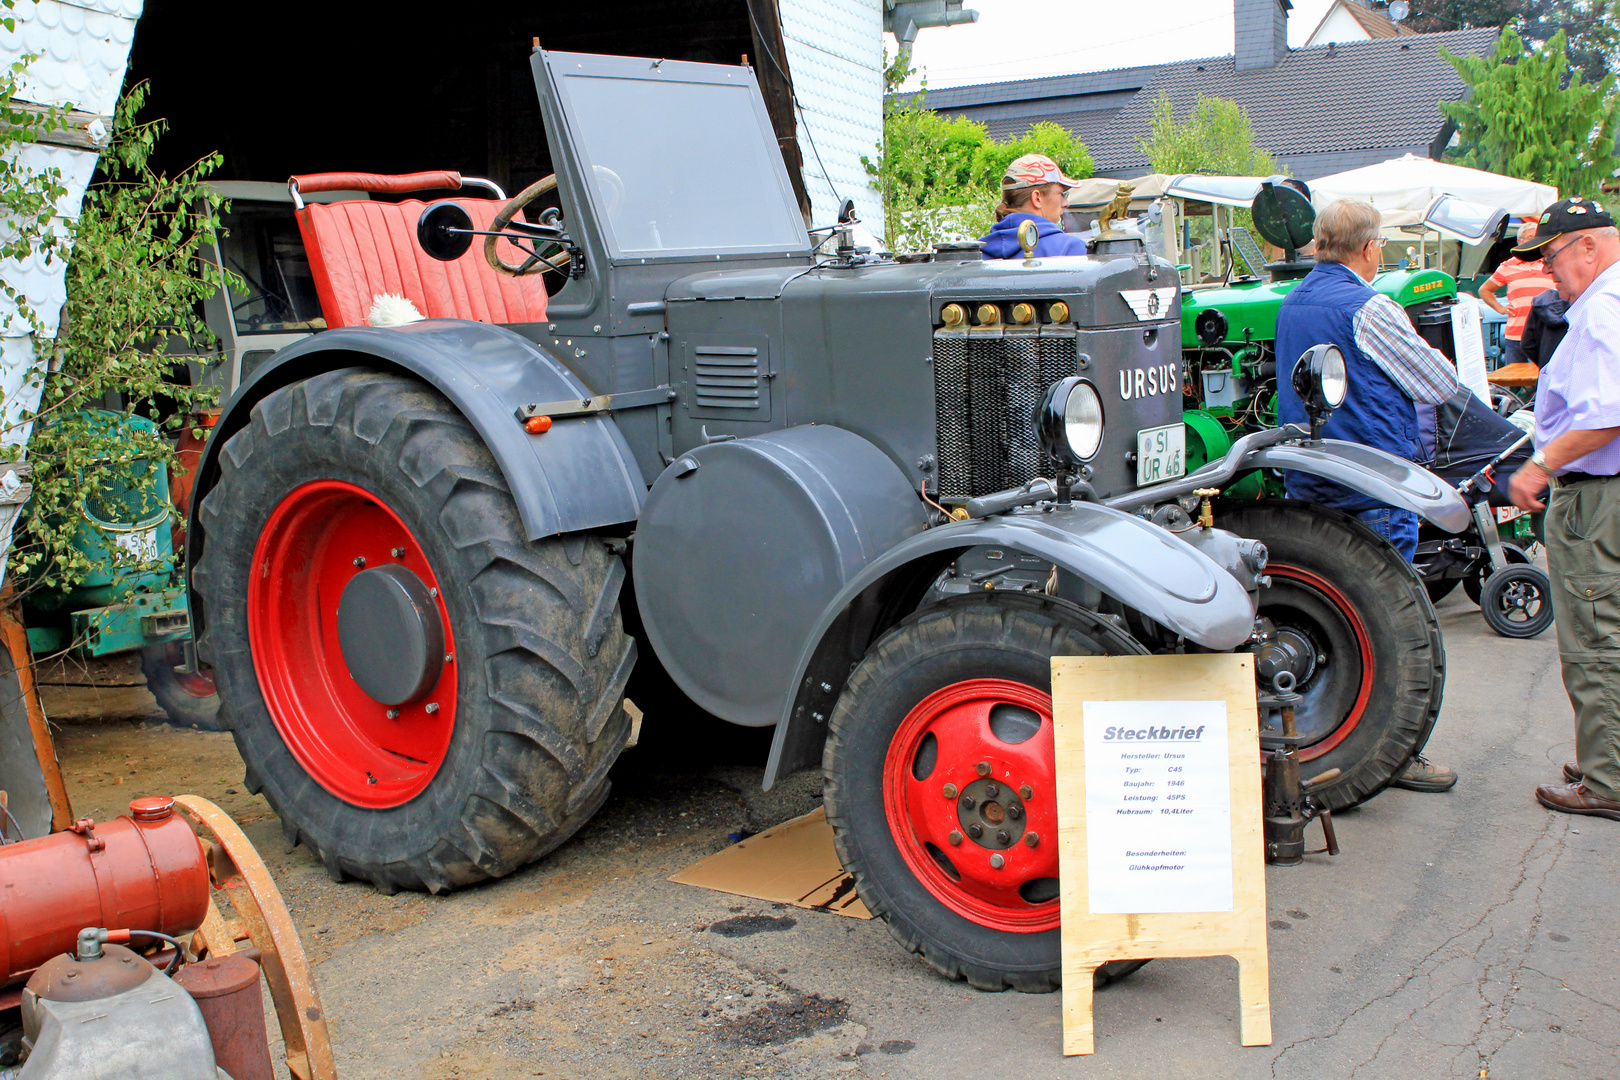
[1119,364,1178,400]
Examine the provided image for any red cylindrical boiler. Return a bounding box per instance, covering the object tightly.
[0,796,211,985]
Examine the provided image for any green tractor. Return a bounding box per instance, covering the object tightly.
[1171,180,1551,637]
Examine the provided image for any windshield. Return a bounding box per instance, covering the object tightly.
[560,73,808,258]
[1422,195,1508,244]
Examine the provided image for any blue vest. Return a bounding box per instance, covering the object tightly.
[1276,261,1420,512]
[979,213,1089,259]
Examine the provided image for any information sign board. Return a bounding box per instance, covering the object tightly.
[1051,654,1270,1056]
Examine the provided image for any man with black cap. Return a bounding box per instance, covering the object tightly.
[1507,197,1620,821]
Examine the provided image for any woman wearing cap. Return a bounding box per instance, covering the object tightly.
[979,153,1090,259]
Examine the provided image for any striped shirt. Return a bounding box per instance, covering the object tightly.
[1486,257,1556,339]
[1351,293,1463,405]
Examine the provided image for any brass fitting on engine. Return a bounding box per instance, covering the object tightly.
[1194,487,1220,529]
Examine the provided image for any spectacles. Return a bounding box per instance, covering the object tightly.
[1541,237,1581,269]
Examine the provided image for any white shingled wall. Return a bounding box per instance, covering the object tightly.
[0,0,143,586]
[778,0,886,239]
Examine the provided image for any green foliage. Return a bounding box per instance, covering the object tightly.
[866,63,1094,253]
[8,78,235,603]
[1440,26,1620,199]
[1409,1,1620,86]
[1138,94,1276,177]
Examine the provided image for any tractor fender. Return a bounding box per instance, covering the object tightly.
[762,501,1257,787]
[1245,438,1470,532]
[186,320,646,575]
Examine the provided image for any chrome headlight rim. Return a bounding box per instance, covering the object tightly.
[1037,376,1105,466]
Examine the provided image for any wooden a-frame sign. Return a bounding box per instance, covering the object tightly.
[1051,653,1270,1056]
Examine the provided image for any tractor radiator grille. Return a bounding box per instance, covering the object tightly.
[934,326,1078,499]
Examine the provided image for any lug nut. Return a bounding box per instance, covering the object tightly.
[385,708,399,719]
[996,829,1011,845]
[985,782,999,798]
[976,761,992,777]
[943,783,958,800]
[948,830,962,846]
[1019,784,1033,800]
[353,556,366,568]
[990,853,1005,869]
[392,546,406,558]
[960,795,975,810]
[425,702,440,714]
[968,823,983,839]
[1008,802,1023,820]
[1024,831,1040,848]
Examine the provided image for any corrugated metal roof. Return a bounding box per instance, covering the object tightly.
[1088,27,1498,171]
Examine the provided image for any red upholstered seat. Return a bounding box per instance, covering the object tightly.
[295,198,549,328]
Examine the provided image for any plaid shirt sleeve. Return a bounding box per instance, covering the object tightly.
[1351,293,1462,405]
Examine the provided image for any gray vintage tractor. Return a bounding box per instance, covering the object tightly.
[184,50,1468,992]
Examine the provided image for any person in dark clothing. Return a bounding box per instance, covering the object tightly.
[1520,287,1570,367]
[979,153,1089,259]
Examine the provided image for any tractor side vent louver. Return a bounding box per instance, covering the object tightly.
[693,345,761,410]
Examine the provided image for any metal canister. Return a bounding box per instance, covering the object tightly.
[174,952,274,1080]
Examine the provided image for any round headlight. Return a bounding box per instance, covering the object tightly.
[1037,377,1105,466]
[1320,347,1347,408]
[1291,343,1349,414]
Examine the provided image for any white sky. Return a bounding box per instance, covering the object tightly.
[895,0,1341,90]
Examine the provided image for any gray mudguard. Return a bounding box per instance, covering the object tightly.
[186,320,646,574]
[763,500,1256,787]
[1247,438,1470,532]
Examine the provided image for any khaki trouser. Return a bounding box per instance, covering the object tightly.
[1546,476,1620,801]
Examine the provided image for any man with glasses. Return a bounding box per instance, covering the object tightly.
[1277,197,1465,793]
[1507,197,1620,822]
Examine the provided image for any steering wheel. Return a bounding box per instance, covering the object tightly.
[485,174,572,278]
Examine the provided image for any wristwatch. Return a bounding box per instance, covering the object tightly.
[1531,449,1550,471]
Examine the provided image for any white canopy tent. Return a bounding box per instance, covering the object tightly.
[1309,154,1557,219]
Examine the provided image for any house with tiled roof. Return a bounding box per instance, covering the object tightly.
[913,0,1498,182]
[1304,0,1418,47]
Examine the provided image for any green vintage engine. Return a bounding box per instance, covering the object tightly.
[1177,202,1459,498]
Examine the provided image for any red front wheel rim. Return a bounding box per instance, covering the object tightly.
[1264,565,1374,762]
[884,679,1061,933]
[247,480,458,808]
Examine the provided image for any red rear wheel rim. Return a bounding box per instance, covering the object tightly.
[1267,565,1374,762]
[247,480,458,808]
[883,679,1060,933]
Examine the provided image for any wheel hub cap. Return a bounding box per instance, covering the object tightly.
[337,565,445,705]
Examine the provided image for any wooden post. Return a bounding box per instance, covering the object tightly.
[0,591,72,831]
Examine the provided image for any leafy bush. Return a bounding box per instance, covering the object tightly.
[866,62,1093,253]
[6,77,234,604]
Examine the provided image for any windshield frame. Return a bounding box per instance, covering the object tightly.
[545,52,812,264]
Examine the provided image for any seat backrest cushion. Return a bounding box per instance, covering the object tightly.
[295,198,549,328]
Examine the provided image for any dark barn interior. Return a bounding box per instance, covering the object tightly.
[126,0,805,209]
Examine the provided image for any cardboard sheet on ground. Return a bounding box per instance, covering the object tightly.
[670,807,871,919]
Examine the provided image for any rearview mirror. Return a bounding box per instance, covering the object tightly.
[417,201,474,262]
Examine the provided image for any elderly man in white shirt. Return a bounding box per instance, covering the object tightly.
[1509,197,1620,821]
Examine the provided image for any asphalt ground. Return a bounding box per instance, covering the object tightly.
[48,585,1617,1080]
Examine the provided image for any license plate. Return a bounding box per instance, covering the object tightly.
[115,527,160,562]
[1136,424,1186,486]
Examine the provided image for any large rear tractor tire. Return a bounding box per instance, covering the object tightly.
[825,592,1140,993]
[192,369,636,893]
[1220,501,1444,811]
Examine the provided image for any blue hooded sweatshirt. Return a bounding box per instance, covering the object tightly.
[979,212,1089,259]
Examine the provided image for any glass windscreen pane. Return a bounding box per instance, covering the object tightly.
[1423,196,1506,243]
[218,204,325,334]
[562,75,807,256]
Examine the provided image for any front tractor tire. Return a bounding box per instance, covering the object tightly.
[825,593,1140,993]
[193,369,636,894]
[1221,500,1445,811]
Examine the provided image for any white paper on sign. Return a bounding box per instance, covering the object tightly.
[1083,700,1233,914]
[1450,294,1490,405]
